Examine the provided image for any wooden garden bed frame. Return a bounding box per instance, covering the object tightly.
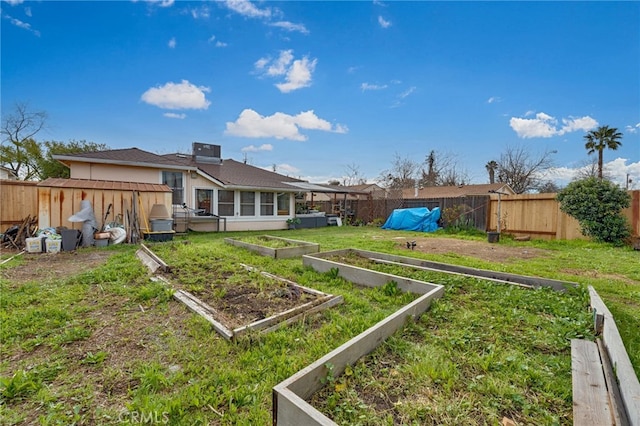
[224,235,320,259]
[273,249,446,425]
[136,245,342,341]
[272,248,595,426]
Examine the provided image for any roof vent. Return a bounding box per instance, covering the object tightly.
[193,142,221,164]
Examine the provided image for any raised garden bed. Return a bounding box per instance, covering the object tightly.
[224,235,320,259]
[273,249,445,425]
[274,248,588,425]
[305,248,576,292]
[136,245,341,340]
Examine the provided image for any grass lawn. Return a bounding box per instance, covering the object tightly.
[1,226,638,425]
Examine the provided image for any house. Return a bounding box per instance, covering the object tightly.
[401,183,515,199]
[0,165,18,180]
[52,143,328,231]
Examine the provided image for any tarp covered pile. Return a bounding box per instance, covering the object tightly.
[381,207,441,232]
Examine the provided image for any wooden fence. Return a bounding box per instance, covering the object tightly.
[1,179,171,234]
[38,183,172,233]
[342,190,639,240]
[3,179,638,240]
[486,191,640,240]
[0,180,38,229]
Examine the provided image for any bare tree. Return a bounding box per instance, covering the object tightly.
[438,165,470,187]
[574,157,604,180]
[419,150,468,187]
[1,102,48,180]
[342,162,366,186]
[496,145,556,194]
[377,153,419,189]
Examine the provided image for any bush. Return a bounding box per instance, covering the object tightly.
[556,177,631,245]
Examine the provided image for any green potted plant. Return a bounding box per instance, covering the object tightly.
[286,217,301,229]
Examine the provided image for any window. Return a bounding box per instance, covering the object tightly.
[260,192,274,216]
[217,190,234,216]
[196,189,213,214]
[277,193,290,216]
[162,171,183,205]
[240,191,255,216]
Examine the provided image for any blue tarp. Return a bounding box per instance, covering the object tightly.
[381,207,441,232]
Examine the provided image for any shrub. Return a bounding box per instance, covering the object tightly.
[556,177,631,245]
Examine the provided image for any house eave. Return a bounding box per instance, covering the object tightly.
[52,154,196,172]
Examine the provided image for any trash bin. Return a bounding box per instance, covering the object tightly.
[61,229,80,251]
[487,232,500,243]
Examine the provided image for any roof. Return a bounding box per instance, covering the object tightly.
[53,148,189,170]
[39,178,171,192]
[402,183,514,199]
[162,155,308,191]
[53,148,308,191]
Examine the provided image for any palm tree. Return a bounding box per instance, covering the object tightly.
[485,160,498,184]
[584,125,623,179]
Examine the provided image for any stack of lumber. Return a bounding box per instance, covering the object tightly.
[1,215,38,250]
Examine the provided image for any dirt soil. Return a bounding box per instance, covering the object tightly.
[383,235,548,263]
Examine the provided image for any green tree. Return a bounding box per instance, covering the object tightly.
[583,125,623,179]
[485,160,498,184]
[556,177,631,245]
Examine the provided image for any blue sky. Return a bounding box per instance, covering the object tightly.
[2,0,639,188]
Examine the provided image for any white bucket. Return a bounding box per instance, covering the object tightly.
[26,237,43,253]
[45,239,62,253]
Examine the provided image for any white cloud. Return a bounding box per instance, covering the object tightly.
[398,86,416,99]
[256,50,317,93]
[559,116,598,134]
[487,96,502,104]
[266,50,294,76]
[549,158,640,189]
[391,86,417,108]
[4,0,25,4]
[163,112,186,119]
[361,82,388,91]
[138,0,174,7]
[625,123,640,134]
[141,80,211,110]
[275,163,300,174]
[168,37,176,48]
[223,0,272,19]
[378,16,391,28]
[269,21,309,34]
[189,5,210,19]
[207,35,227,47]
[241,144,273,152]
[510,112,598,138]
[225,109,347,141]
[275,56,317,93]
[4,14,40,36]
